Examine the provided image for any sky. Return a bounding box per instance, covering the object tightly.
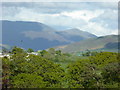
[1,2,118,36]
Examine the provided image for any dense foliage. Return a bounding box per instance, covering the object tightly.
[1,47,120,88]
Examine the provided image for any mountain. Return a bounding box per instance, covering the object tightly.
[55,35,119,53]
[2,20,97,50]
[56,28,97,42]
[0,44,11,52]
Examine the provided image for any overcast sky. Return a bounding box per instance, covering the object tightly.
[1,2,118,36]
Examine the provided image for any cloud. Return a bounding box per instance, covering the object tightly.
[91,9,118,30]
[93,2,118,10]
[80,22,118,36]
[2,2,118,14]
[2,7,88,28]
[61,10,104,22]
[2,2,89,14]
[1,2,118,36]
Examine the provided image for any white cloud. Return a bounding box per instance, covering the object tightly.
[2,7,87,29]
[91,9,118,30]
[61,10,104,22]
[95,2,118,10]
[80,22,118,36]
[1,2,118,36]
[110,30,118,35]
[99,9,117,21]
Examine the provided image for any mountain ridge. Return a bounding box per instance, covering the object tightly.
[2,20,97,50]
[54,35,119,52]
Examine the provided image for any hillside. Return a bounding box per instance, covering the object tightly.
[0,44,11,52]
[55,35,119,52]
[2,20,97,50]
[56,28,96,42]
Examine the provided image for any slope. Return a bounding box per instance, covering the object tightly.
[55,35,119,53]
[2,20,97,50]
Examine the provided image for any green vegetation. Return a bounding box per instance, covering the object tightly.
[55,35,119,53]
[27,48,34,53]
[1,47,120,88]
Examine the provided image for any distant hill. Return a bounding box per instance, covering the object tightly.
[2,20,97,50]
[56,28,96,42]
[0,44,11,52]
[55,35,119,53]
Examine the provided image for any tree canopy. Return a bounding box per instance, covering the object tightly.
[2,47,119,88]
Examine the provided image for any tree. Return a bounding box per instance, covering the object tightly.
[56,50,62,56]
[26,55,66,88]
[11,46,25,54]
[67,59,102,88]
[2,57,11,88]
[48,48,56,55]
[11,73,46,88]
[82,50,92,56]
[27,48,34,53]
[8,53,66,88]
[40,50,48,57]
[2,47,119,88]
[101,62,120,88]
[89,52,118,68]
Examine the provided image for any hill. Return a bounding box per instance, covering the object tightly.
[55,35,119,53]
[56,28,96,42]
[2,20,97,50]
[0,44,11,52]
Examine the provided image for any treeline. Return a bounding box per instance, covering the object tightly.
[2,47,120,88]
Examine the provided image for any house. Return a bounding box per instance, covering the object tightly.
[0,53,10,58]
[28,52,39,55]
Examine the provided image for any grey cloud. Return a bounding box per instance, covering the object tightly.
[2,2,117,14]
[2,6,21,17]
[90,9,118,30]
[1,2,118,36]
